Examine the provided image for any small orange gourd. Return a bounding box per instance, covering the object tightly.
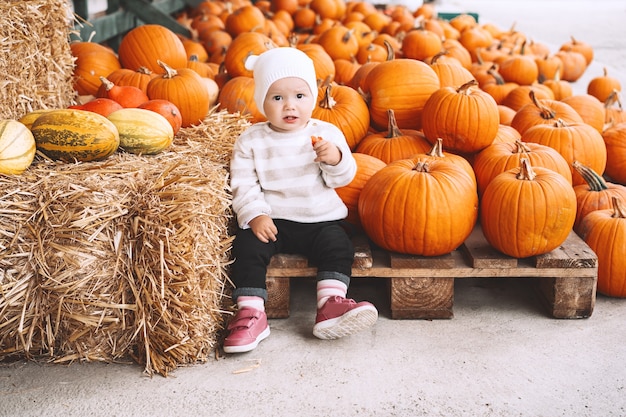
[97,76,150,108]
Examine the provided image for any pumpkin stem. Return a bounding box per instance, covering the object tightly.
[157,60,178,79]
[288,33,298,47]
[604,89,623,111]
[431,50,447,65]
[318,84,336,109]
[487,65,505,85]
[572,160,608,191]
[137,66,152,75]
[519,39,528,55]
[342,28,355,44]
[383,40,395,61]
[513,139,532,154]
[385,109,403,139]
[413,161,429,172]
[611,196,626,219]
[516,158,536,181]
[427,138,445,158]
[99,76,114,91]
[475,47,485,65]
[457,79,478,95]
[529,90,557,120]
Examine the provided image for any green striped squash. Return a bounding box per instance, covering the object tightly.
[30,109,120,162]
[0,120,37,174]
[107,108,174,155]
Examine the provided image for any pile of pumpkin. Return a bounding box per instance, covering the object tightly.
[3,0,626,297]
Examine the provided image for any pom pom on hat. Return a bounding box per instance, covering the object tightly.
[244,47,318,116]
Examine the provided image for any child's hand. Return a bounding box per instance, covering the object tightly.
[311,136,341,166]
[249,214,278,243]
[311,136,323,146]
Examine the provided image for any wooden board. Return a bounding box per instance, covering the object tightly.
[264,225,597,320]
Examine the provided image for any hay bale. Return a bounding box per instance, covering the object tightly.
[0,0,76,120]
[0,109,250,376]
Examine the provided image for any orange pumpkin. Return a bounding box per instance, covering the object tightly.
[510,90,583,135]
[560,36,594,66]
[335,153,386,229]
[217,76,264,123]
[587,67,622,103]
[501,84,553,112]
[601,121,626,185]
[333,58,361,86]
[316,25,360,61]
[223,32,277,78]
[358,157,478,256]
[473,139,572,196]
[354,109,431,164]
[572,161,626,233]
[401,27,443,62]
[422,80,499,154]
[224,4,266,37]
[481,66,519,105]
[297,43,336,85]
[117,25,188,74]
[100,66,158,95]
[429,52,475,89]
[554,50,587,82]
[309,0,347,21]
[579,196,626,297]
[561,94,605,134]
[604,90,626,125]
[312,83,369,151]
[362,59,440,131]
[146,61,210,127]
[498,48,539,86]
[480,158,577,258]
[522,119,607,186]
[71,42,122,96]
[541,68,573,101]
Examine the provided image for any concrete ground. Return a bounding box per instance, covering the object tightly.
[2,1,626,416]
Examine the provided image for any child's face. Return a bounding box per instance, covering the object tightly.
[263,77,315,132]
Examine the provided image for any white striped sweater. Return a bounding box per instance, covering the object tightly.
[230,119,357,229]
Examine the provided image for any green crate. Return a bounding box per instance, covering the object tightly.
[71,0,202,48]
[437,12,480,22]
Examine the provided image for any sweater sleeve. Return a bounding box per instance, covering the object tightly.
[315,122,357,189]
[230,129,271,229]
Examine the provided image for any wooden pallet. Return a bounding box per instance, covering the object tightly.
[265,224,598,320]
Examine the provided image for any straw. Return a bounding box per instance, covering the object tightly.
[0,109,251,376]
[0,0,76,120]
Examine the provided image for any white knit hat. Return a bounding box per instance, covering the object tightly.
[244,47,318,116]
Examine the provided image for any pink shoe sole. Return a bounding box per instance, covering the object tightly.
[223,326,270,354]
[313,304,378,340]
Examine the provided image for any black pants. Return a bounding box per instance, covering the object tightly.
[231,219,354,302]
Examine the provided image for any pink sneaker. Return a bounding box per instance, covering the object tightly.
[223,307,270,353]
[313,296,378,340]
